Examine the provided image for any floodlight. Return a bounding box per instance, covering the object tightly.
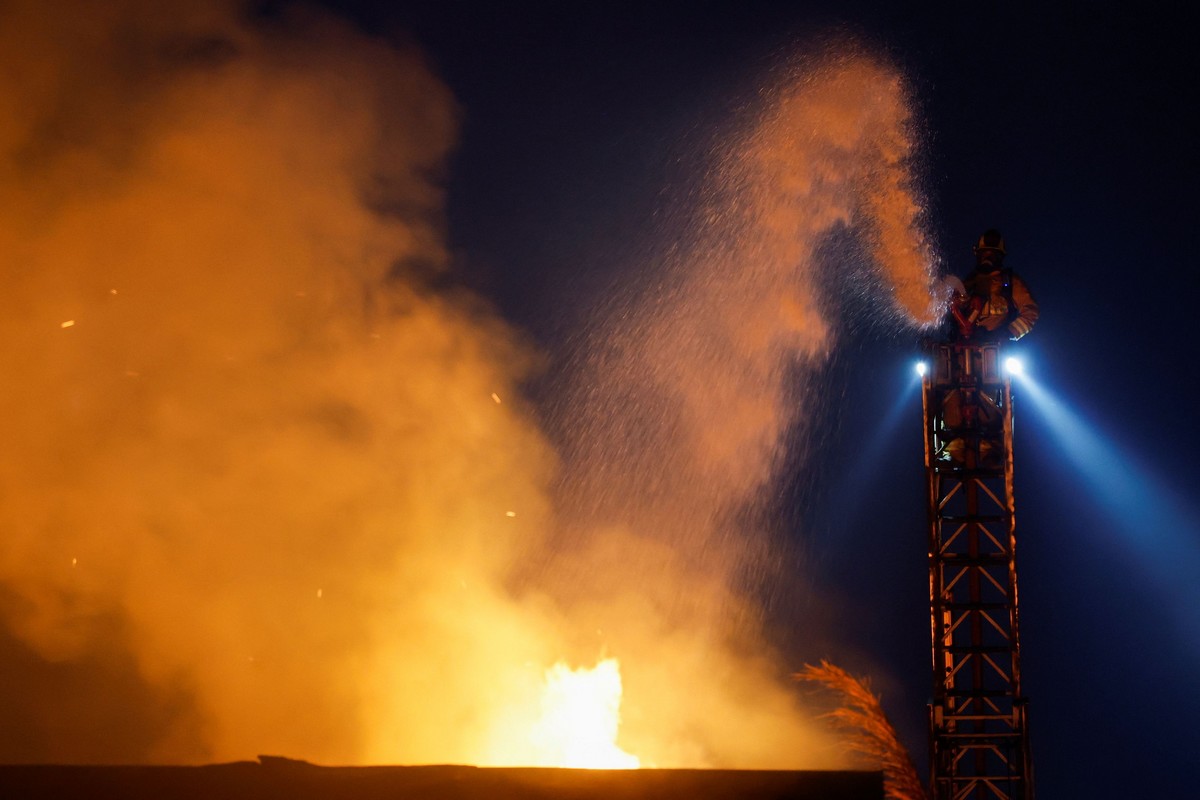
[1004,356,1024,376]
[915,361,928,377]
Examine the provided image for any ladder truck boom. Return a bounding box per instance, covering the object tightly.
[921,340,1034,800]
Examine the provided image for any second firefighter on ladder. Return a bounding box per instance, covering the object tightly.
[936,229,1039,468]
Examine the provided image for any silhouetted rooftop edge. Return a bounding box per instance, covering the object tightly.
[1,761,883,800]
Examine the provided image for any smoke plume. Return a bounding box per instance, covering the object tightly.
[0,0,563,764]
[0,2,933,767]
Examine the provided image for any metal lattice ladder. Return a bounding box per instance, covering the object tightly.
[921,342,1033,800]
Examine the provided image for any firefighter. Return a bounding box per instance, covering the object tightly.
[949,229,1039,342]
[935,230,1038,468]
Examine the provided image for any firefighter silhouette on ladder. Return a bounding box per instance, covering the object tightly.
[934,229,1037,471]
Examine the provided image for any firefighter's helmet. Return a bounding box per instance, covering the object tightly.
[974,229,1006,256]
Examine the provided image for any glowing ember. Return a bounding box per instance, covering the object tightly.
[60,319,75,329]
[528,658,640,769]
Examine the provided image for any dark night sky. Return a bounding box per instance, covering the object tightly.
[317,1,1197,797]
[2,1,1197,790]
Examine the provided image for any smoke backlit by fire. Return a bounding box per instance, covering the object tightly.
[0,2,932,768]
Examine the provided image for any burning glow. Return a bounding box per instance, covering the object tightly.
[529,659,640,769]
[482,658,641,769]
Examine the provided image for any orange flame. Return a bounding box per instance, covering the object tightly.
[482,658,640,769]
[529,659,640,769]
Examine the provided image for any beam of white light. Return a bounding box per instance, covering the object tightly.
[1016,374,1200,657]
[820,366,923,537]
[859,365,924,466]
[1003,356,1023,376]
[915,360,928,377]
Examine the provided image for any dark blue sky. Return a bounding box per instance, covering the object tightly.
[332,2,1196,796]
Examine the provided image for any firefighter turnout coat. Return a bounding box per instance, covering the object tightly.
[963,268,1039,340]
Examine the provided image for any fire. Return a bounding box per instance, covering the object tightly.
[483,657,641,769]
[528,659,640,769]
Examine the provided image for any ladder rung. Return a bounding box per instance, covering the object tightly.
[935,731,1023,740]
[940,686,1017,695]
[946,645,1013,654]
[939,554,1010,564]
[939,514,1008,523]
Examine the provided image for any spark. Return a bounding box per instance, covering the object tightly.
[491,393,502,404]
[505,511,516,518]
[60,320,75,329]
[316,588,323,599]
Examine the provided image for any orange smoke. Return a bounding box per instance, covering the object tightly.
[0,0,558,764]
[0,1,932,769]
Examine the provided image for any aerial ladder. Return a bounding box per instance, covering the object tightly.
[920,294,1034,800]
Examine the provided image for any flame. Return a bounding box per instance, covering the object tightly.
[481,658,640,769]
[530,658,640,769]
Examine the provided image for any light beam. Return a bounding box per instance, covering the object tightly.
[1014,372,1200,658]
